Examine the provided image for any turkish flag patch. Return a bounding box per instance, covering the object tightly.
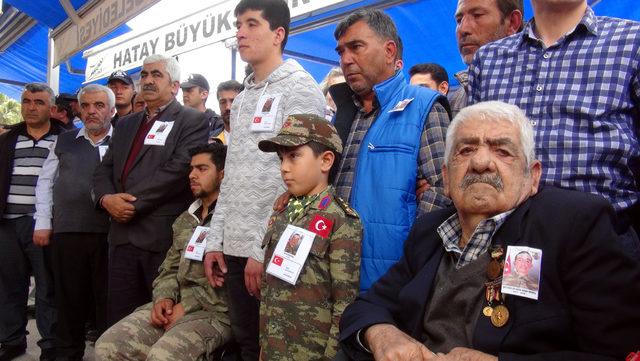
[272,255,283,266]
[308,215,333,238]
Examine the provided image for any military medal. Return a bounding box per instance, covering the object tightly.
[491,305,510,327]
[484,245,510,327]
[486,246,504,280]
[487,259,502,280]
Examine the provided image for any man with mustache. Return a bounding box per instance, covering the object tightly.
[338,101,640,361]
[469,0,640,259]
[449,0,523,117]
[34,84,115,361]
[329,9,451,292]
[211,80,242,144]
[0,83,63,361]
[93,54,209,326]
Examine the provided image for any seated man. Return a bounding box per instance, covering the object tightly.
[339,101,640,361]
[95,143,230,361]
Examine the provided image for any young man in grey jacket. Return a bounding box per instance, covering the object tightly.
[203,1,325,360]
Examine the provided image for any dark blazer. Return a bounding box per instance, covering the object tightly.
[93,100,208,252]
[340,187,640,360]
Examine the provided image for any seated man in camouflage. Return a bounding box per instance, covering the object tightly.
[95,143,229,361]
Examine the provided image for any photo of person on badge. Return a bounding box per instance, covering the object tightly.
[196,230,207,244]
[502,251,539,291]
[284,233,302,256]
[262,97,275,113]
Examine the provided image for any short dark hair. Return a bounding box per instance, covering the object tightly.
[23,83,55,105]
[189,143,227,171]
[334,9,400,60]
[55,97,73,120]
[497,0,525,32]
[396,36,404,61]
[409,63,449,85]
[306,141,342,184]
[235,0,290,52]
[217,80,243,98]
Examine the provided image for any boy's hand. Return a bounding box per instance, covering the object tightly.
[273,191,291,212]
[245,257,263,299]
[204,251,227,287]
[150,298,174,327]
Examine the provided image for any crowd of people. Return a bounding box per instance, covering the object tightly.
[1,0,639,360]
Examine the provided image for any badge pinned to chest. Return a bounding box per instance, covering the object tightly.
[251,94,282,132]
[265,225,317,285]
[144,121,174,146]
[388,98,414,113]
[501,246,542,300]
[184,226,209,261]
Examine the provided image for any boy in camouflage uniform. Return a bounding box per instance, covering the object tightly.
[95,143,230,361]
[257,114,362,360]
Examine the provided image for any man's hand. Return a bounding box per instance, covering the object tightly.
[204,251,227,287]
[436,347,497,361]
[101,193,137,223]
[150,298,174,327]
[245,257,263,299]
[33,229,53,247]
[0,127,8,136]
[272,191,291,212]
[365,324,434,361]
[164,303,185,331]
[416,179,431,199]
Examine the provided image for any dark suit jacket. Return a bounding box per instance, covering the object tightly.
[93,100,208,252]
[340,187,640,360]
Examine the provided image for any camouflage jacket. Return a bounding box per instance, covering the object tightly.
[260,186,362,361]
[150,199,229,326]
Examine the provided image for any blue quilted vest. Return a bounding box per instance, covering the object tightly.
[349,71,442,291]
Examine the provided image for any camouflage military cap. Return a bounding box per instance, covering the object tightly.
[258,114,343,154]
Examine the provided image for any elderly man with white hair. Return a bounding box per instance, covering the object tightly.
[337,101,640,361]
[93,54,209,326]
[34,84,116,361]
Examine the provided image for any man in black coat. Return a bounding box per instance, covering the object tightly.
[339,101,640,361]
[93,54,208,326]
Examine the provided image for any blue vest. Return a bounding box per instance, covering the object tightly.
[349,71,443,291]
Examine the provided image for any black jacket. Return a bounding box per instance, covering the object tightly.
[340,187,640,361]
[0,121,65,217]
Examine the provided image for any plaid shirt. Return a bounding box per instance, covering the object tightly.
[438,210,513,268]
[335,96,451,215]
[469,7,640,212]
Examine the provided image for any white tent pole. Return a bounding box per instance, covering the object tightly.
[47,29,60,94]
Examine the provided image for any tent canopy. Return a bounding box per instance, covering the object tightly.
[1,0,639,100]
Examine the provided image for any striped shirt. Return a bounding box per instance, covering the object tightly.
[4,133,57,219]
[469,7,640,212]
[437,210,513,269]
[334,96,451,215]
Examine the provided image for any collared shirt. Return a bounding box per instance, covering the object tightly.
[334,95,451,215]
[447,70,469,118]
[34,127,112,230]
[469,7,640,212]
[437,210,513,268]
